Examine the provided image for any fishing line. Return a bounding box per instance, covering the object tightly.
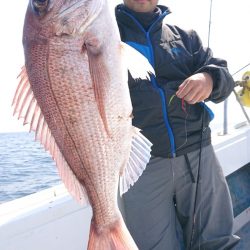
[189,0,213,248]
[190,0,249,246]
[207,0,213,48]
[232,62,250,76]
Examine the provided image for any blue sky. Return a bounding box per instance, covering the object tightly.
[0,0,249,133]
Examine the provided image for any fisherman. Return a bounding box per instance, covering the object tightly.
[115,0,240,249]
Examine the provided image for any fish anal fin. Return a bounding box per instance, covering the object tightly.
[119,127,152,196]
[12,66,89,205]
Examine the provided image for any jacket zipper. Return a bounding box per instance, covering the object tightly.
[123,10,176,157]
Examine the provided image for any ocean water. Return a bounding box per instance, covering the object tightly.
[0,132,61,203]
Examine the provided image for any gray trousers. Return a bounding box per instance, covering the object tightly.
[118,145,240,250]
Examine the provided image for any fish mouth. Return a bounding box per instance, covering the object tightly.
[54,0,105,36]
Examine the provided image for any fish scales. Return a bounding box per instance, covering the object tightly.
[13,0,154,249]
[48,38,122,224]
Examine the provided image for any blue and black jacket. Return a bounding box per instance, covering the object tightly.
[115,5,235,158]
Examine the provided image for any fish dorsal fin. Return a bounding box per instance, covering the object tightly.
[121,42,155,80]
[12,66,89,205]
[119,127,152,196]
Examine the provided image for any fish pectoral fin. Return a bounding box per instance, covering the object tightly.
[12,66,89,205]
[121,42,155,80]
[119,127,152,196]
[87,49,110,136]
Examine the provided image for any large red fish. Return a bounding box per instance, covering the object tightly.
[13,0,154,249]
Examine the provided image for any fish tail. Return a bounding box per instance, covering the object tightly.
[87,218,138,250]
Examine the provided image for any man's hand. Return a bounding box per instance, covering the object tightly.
[176,72,213,104]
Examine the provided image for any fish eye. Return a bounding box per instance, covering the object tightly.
[31,0,50,16]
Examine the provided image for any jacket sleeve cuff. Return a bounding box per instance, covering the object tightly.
[196,65,235,103]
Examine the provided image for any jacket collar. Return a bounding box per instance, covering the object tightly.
[115,4,171,33]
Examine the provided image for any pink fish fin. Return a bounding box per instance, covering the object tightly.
[87,218,138,250]
[12,67,36,128]
[87,49,111,136]
[120,42,155,80]
[52,145,89,205]
[12,66,30,117]
[119,127,152,196]
[12,67,89,205]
